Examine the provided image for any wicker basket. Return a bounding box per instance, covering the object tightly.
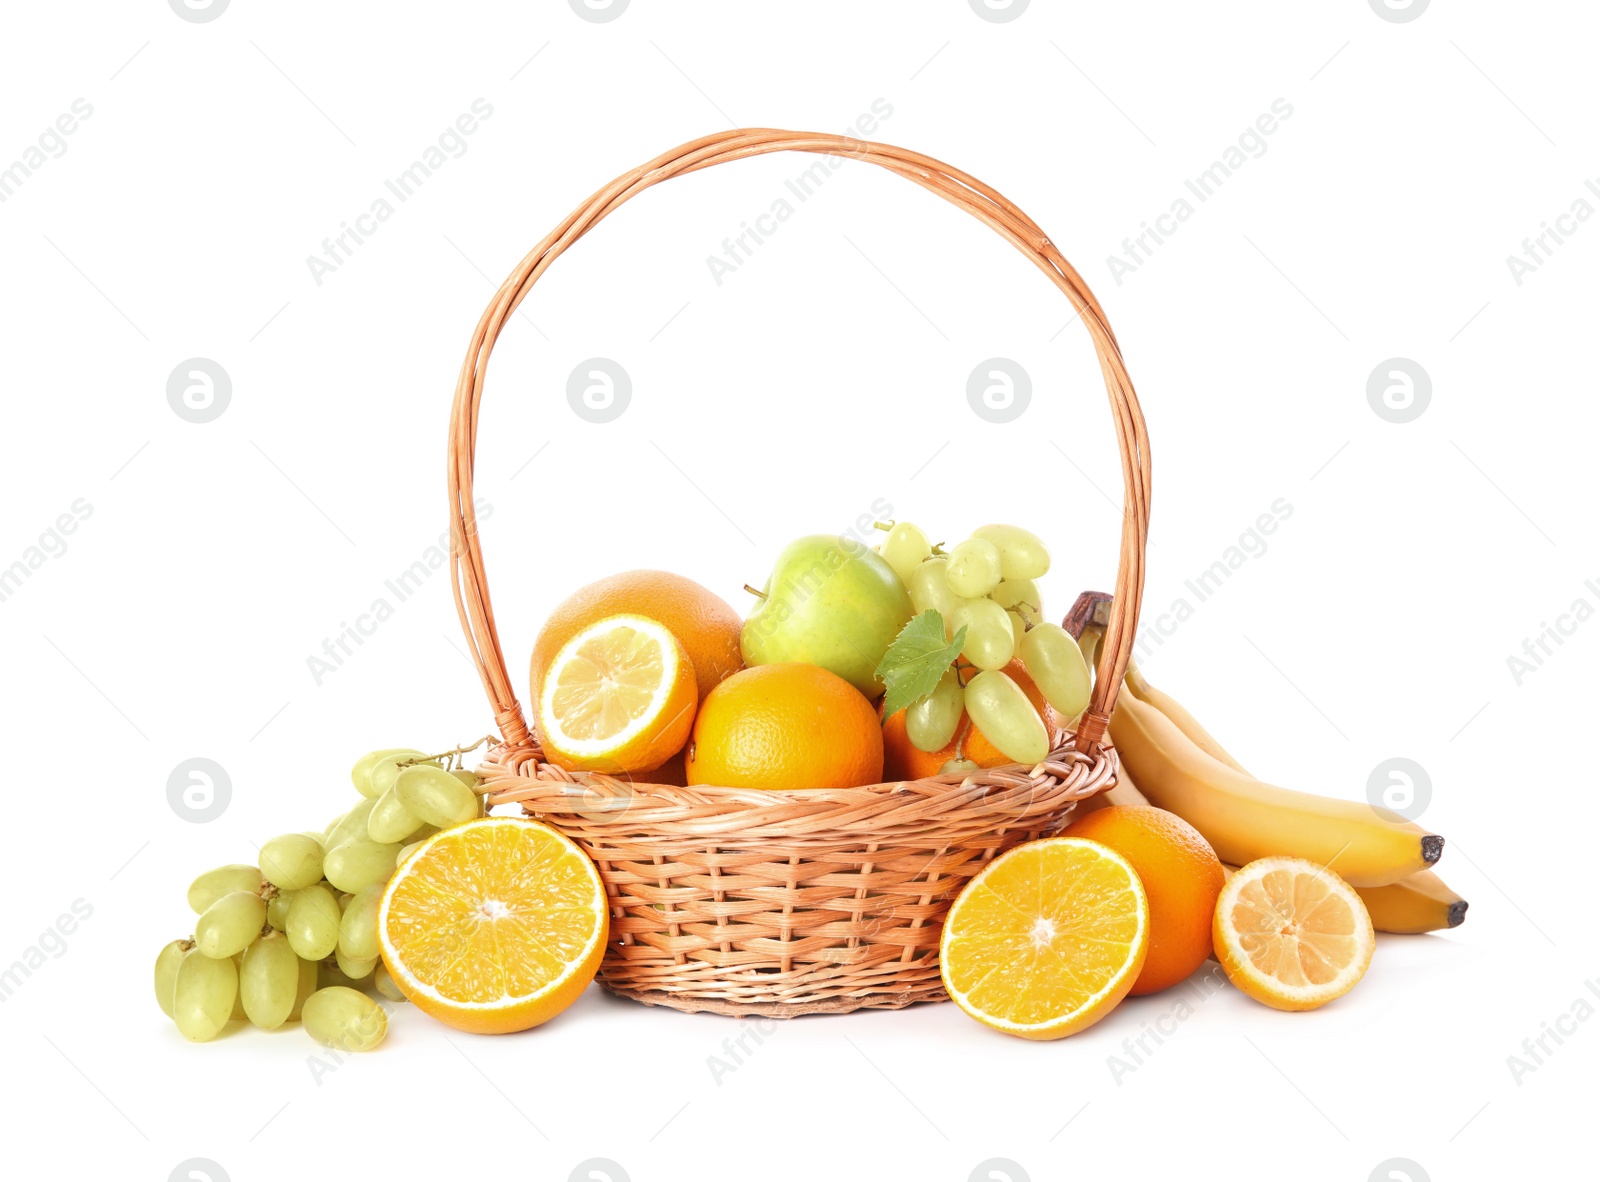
[447,129,1151,1017]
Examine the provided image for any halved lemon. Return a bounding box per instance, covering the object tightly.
[940,837,1149,1040]
[537,613,696,774]
[377,817,608,1034]
[1213,856,1375,1012]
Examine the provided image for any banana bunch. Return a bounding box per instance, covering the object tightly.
[1078,626,1466,933]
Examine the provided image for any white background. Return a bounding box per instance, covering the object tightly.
[1,1,1595,1179]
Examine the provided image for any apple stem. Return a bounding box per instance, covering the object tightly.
[872,520,894,532]
[743,584,767,599]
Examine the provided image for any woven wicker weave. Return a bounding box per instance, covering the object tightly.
[447,129,1151,1017]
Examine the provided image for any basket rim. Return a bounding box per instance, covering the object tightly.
[475,733,1118,844]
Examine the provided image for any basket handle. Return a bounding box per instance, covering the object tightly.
[448,129,1150,757]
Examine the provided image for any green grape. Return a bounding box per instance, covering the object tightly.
[951,598,1015,671]
[240,931,300,1030]
[286,883,341,961]
[373,963,407,1003]
[325,799,378,850]
[964,670,1049,766]
[186,864,262,914]
[990,577,1042,615]
[940,757,980,776]
[367,786,423,844]
[971,524,1051,580]
[338,892,353,913]
[351,748,428,799]
[259,833,324,891]
[396,839,425,867]
[194,890,267,959]
[1006,610,1025,652]
[289,955,319,1021]
[905,670,963,752]
[1019,622,1093,721]
[395,764,480,829]
[879,522,932,586]
[266,890,295,931]
[944,538,1003,598]
[302,987,387,1052]
[335,949,377,981]
[154,940,188,1017]
[338,884,384,962]
[370,752,438,798]
[907,557,963,636]
[172,949,237,1042]
[449,771,478,791]
[324,840,402,893]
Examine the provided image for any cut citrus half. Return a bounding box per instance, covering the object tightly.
[940,837,1149,1040]
[537,613,696,774]
[1213,856,1375,1012]
[377,817,608,1034]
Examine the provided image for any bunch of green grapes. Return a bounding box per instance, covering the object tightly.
[154,745,486,1049]
[878,522,1092,767]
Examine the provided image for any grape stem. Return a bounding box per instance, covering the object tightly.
[398,736,499,773]
[1014,603,1040,630]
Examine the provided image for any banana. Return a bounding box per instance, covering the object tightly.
[1123,663,1250,776]
[1351,870,1468,933]
[1108,692,1442,887]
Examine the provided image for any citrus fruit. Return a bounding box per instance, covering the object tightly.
[1213,856,1375,1012]
[882,706,960,780]
[537,614,697,774]
[377,817,608,1034]
[1064,805,1225,995]
[530,570,742,707]
[685,663,883,790]
[538,613,697,774]
[882,660,1055,780]
[941,836,1148,1039]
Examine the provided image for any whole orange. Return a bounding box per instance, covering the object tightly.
[530,570,742,707]
[1063,805,1225,995]
[686,663,884,790]
[882,707,960,781]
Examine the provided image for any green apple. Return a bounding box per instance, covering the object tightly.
[741,534,913,698]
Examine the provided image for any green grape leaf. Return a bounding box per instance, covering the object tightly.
[876,610,967,720]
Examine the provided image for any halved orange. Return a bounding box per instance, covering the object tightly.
[377,817,608,1034]
[537,613,696,774]
[940,837,1149,1039]
[1213,856,1375,1012]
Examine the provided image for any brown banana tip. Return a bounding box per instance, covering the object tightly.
[1447,900,1468,929]
[1421,835,1444,865]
